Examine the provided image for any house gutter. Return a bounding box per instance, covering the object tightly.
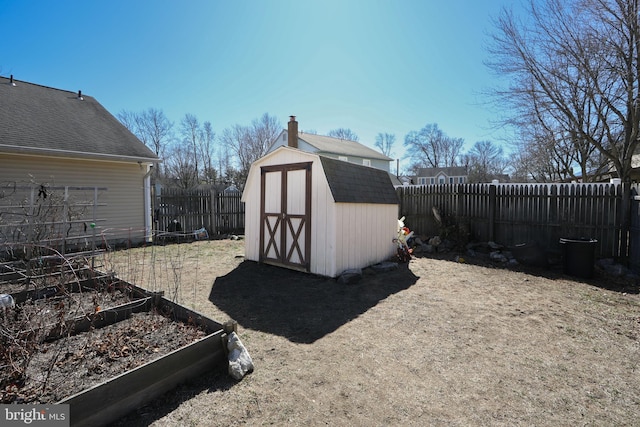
[0,144,160,164]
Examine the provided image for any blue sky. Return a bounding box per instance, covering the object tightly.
[1,0,521,169]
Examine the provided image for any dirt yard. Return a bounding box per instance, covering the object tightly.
[105,239,640,426]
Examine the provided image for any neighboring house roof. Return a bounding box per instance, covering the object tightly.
[319,156,398,204]
[388,173,403,186]
[0,76,158,163]
[416,166,468,177]
[300,132,392,161]
[490,174,511,183]
[268,129,392,162]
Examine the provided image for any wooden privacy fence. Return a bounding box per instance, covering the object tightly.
[153,186,244,236]
[396,183,638,261]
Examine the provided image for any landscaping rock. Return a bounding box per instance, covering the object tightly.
[337,269,363,285]
[0,293,15,310]
[490,251,508,263]
[511,242,548,267]
[422,244,435,254]
[439,239,454,252]
[227,332,254,381]
[371,262,399,273]
[488,241,503,250]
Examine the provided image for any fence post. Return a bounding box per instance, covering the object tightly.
[630,186,640,272]
[456,184,463,227]
[488,183,496,242]
[210,188,217,235]
[619,181,631,262]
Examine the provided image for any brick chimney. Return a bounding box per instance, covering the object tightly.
[288,115,298,148]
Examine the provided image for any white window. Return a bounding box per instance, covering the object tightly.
[439,177,445,184]
[430,178,435,184]
[418,177,427,185]
[449,177,454,184]
[362,159,371,167]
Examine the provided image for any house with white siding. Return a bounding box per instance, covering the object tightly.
[0,75,159,248]
[266,117,393,173]
[414,167,468,185]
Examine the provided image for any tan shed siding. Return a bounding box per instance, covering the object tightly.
[310,160,336,277]
[242,172,260,261]
[241,155,261,261]
[0,154,146,243]
[334,203,396,275]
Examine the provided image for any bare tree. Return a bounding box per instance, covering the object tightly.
[180,113,201,183]
[403,123,464,172]
[220,124,254,187]
[464,140,508,183]
[200,121,217,184]
[375,133,396,157]
[117,108,173,157]
[117,108,173,176]
[487,0,640,257]
[217,145,234,186]
[487,0,638,182]
[164,144,198,189]
[509,131,569,183]
[327,128,359,141]
[250,113,281,157]
[512,113,608,182]
[117,110,137,133]
[220,113,282,188]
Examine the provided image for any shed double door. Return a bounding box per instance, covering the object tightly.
[259,162,312,271]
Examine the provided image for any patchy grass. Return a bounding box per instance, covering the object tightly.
[107,240,640,426]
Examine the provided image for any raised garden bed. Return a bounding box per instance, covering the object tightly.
[1,258,227,427]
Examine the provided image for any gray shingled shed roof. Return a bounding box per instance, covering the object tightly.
[320,156,398,204]
[0,76,158,162]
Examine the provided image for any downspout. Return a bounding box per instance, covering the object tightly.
[143,164,154,242]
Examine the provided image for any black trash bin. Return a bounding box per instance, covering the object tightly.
[559,237,597,279]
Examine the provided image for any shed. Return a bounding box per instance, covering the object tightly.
[242,144,399,277]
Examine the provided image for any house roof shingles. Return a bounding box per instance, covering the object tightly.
[299,132,392,161]
[416,166,467,177]
[0,76,158,162]
[320,156,398,204]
